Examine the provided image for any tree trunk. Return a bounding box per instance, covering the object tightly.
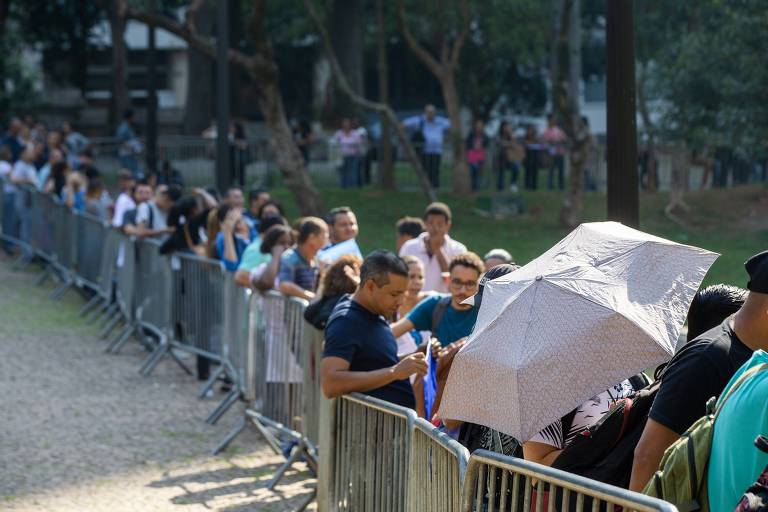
[327,0,365,122]
[256,76,325,215]
[107,0,129,133]
[125,3,325,216]
[376,0,394,189]
[637,61,658,192]
[555,0,587,229]
[182,1,215,134]
[443,73,470,194]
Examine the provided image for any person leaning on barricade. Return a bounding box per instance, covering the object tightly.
[321,250,427,409]
[278,216,328,301]
[233,215,288,288]
[304,254,361,330]
[136,184,180,239]
[237,224,293,291]
[630,250,768,491]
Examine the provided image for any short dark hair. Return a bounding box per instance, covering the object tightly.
[257,214,287,235]
[257,200,285,220]
[260,225,292,254]
[424,202,452,222]
[216,203,232,223]
[396,216,425,238]
[359,250,408,287]
[123,108,134,120]
[248,186,268,202]
[449,251,485,275]
[328,206,353,226]
[686,284,747,342]
[297,216,327,244]
[163,184,183,202]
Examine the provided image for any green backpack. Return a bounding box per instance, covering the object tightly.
[643,363,768,512]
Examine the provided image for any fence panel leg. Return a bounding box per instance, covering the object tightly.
[139,338,170,377]
[106,323,135,354]
[99,312,122,339]
[211,415,247,456]
[79,294,103,317]
[206,388,240,425]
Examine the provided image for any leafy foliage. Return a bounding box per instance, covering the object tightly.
[636,0,768,150]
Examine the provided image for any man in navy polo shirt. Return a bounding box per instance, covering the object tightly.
[321,250,428,408]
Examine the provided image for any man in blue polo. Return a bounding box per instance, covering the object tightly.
[321,251,427,408]
[403,105,451,188]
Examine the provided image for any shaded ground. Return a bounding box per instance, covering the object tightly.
[0,255,315,511]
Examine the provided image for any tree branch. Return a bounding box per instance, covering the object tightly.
[396,0,443,78]
[183,0,206,34]
[449,0,471,67]
[305,0,436,203]
[124,5,263,74]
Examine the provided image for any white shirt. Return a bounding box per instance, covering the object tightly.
[398,232,467,293]
[112,192,136,227]
[136,200,168,231]
[9,160,38,193]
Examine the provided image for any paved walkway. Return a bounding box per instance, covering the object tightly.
[0,255,315,511]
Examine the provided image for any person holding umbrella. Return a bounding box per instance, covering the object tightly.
[630,250,768,491]
[438,222,719,450]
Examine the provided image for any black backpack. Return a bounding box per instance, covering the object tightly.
[551,342,701,489]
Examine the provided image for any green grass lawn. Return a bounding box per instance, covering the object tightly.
[270,185,768,287]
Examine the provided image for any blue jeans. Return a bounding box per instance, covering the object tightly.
[548,154,565,190]
[497,161,521,190]
[340,155,362,188]
[469,161,484,191]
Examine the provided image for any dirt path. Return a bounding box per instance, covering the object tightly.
[0,255,316,511]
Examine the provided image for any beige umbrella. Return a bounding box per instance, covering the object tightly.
[438,221,718,442]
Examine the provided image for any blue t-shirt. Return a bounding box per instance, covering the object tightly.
[406,294,477,346]
[323,295,415,408]
[278,247,318,292]
[215,232,250,272]
[708,350,768,511]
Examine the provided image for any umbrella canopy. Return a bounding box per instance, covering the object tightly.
[438,221,719,442]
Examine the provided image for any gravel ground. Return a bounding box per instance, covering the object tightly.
[0,255,316,511]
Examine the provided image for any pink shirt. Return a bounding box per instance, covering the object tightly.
[334,130,364,156]
[542,126,568,156]
[398,232,467,293]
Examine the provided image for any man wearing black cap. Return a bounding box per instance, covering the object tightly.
[630,250,768,491]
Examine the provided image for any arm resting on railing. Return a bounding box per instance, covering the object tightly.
[320,354,427,399]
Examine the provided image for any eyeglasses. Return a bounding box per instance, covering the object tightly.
[450,279,478,290]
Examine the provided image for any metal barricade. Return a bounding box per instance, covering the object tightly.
[73,211,106,291]
[28,190,55,261]
[169,252,226,361]
[133,238,174,373]
[302,325,324,449]
[461,450,678,512]
[204,277,251,425]
[408,418,469,512]
[329,393,416,512]
[103,232,140,355]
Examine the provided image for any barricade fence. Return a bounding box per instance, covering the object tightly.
[0,181,679,512]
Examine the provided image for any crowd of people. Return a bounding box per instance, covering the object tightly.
[2,112,767,509]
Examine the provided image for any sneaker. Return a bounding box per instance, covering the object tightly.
[509,184,519,193]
